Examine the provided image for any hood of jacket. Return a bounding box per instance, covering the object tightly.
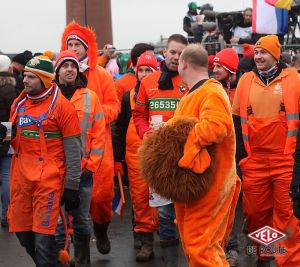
[61,21,99,70]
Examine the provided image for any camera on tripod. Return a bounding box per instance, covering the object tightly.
[285,3,300,45]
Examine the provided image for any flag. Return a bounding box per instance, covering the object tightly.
[112,190,124,216]
[253,0,289,34]
[112,172,125,217]
[265,0,294,10]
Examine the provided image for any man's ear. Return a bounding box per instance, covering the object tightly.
[162,48,167,58]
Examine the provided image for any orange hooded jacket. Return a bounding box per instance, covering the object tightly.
[61,22,120,223]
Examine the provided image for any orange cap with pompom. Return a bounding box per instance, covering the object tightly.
[24,51,54,88]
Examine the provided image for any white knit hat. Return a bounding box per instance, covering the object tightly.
[0,55,11,72]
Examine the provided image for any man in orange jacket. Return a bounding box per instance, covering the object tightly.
[172,43,240,267]
[61,22,120,255]
[213,47,241,266]
[114,43,154,102]
[113,51,159,262]
[8,52,82,266]
[133,34,189,266]
[54,50,106,266]
[232,35,300,267]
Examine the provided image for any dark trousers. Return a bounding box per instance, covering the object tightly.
[16,231,57,267]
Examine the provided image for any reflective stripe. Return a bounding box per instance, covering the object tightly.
[85,148,104,157]
[242,134,249,141]
[288,129,298,137]
[80,89,91,155]
[136,101,147,106]
[90,148,104,155]
[286,113,299,120]
[84,149,104,158]
[94,112,104,121]
[240,116,247,124]
[21,129,62,139]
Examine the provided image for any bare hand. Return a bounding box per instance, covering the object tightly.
[230,37,240,44]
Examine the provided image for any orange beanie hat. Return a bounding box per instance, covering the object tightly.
[255,35,281,61]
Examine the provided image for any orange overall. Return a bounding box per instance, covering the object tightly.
[8,87,81,235]
[87,66,120,224]
[170,79,240,267]
[126,89,158,233]
[233,69,300,266]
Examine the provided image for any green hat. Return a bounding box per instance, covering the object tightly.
[117,53,130,74]
[24,51,54,88]
[188,2,198,10]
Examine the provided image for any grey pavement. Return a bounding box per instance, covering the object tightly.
[0,189,276,267]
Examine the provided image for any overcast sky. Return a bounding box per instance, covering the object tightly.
[0,0,252,53]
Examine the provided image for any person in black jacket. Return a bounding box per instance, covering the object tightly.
[0,55,17,228]
[183,2,199,38]
[112,52,160,263]
[11,50,33,96]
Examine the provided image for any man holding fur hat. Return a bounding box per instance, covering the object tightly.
[8,52,82,266]
[169,43,240,266]
[61,22,119,255]
[232,34,300,266]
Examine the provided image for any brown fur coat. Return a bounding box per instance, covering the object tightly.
[138,116,216,204]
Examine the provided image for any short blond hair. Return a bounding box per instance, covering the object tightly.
[180,44,208,69]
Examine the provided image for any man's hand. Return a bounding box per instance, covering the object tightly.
[290,186,300,219]
[103,44,116,58]
[149,121,165,130]
[230,37,240,44]
[61,188,80,211]
[196,15,205,25]
[114,162,124,176]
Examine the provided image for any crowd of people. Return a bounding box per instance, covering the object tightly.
[0,9,300,267]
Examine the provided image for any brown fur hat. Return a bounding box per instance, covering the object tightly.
[138,116,216,204]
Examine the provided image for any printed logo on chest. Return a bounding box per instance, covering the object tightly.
[18,116,35,127]
[273,83,282,95]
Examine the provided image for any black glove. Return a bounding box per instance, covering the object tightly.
[290,186,300,220]
[0,123,7,140]
[61,188,80,211]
